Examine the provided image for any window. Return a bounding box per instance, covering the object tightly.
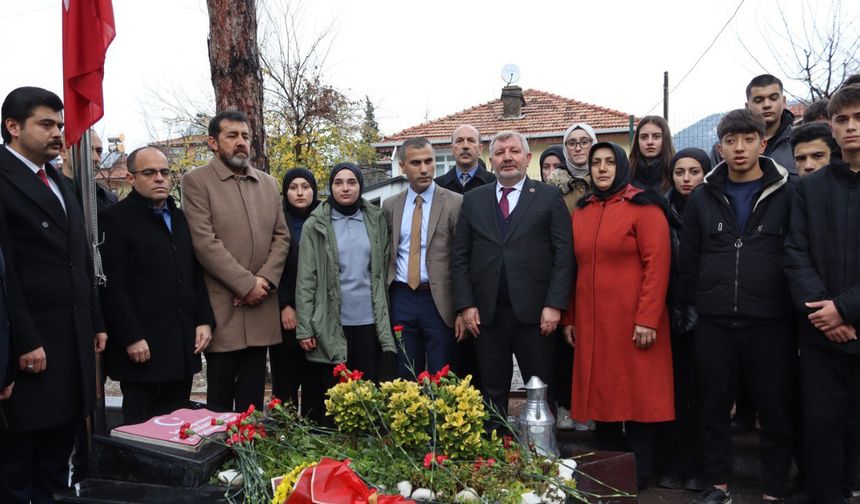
[434,150,456,177]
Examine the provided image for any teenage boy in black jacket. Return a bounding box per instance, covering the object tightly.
[681,109,795,504]
[784,84,860,504]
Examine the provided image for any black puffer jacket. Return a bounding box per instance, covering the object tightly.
[784,160,860,354]
[680,157,794,324]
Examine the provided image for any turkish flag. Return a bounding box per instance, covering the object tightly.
[62,0,115,146]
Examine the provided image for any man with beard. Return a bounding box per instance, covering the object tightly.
[435,124,495,194]
[181,111,289,413]
[746,74,797,174]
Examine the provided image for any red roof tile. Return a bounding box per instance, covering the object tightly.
[381,89,633,143]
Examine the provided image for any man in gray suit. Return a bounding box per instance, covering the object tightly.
[383,137,464,378]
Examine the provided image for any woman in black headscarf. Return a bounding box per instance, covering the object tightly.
[655,148,710,490]
[271,168,320,415]
[561,142,674,490]
[295,163,395,425]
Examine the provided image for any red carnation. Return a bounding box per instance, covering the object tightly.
[423,452,434,468]
[333,363,348,377]
[392,325,404,333]
[178,422,192,440]
[267,397,282,410]
[349,370,364,381]
[417,371,431,384]
[435,454,449,465]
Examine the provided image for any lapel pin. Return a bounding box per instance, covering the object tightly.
[529,187,535,193]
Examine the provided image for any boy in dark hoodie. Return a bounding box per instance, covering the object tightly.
[784,84,860,504]
[746,74,796,174]
[680,109,795,504]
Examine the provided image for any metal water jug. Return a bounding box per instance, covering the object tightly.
[515,376,559,457]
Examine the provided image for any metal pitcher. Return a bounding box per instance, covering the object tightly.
[515,376,559,457]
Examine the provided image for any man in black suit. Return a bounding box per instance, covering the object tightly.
[0,86,107,503]
[451,130,574,421]
[434,124,496,194]
[99,147,215,424]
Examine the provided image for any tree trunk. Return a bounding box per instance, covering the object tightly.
[206,0,269,173]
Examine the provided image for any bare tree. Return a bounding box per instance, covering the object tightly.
[258,1,374,182]
[739,0,860,101]
[207,0,269,172]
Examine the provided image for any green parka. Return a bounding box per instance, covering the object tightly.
[295,199,394,364]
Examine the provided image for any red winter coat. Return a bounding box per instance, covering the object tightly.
[563,185,674,422]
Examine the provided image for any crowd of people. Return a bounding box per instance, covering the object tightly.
[0,73,858,504]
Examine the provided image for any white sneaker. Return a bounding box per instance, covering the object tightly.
[573,419,593,431]
[556,407,576,430]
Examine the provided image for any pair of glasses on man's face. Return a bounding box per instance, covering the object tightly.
[565,139,593,149]
[132,168,171,177]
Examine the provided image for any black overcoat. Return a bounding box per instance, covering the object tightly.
[98,190,215,382]
[0,146,104,431]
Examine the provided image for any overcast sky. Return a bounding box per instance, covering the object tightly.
[1,0,856,150]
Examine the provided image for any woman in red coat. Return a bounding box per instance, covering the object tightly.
[561,141,674,490]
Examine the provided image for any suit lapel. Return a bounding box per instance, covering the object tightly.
[481,184,504,242]
[0,149,68,229]
[427,188,444,245]
[391,191,407,257]
[504,178,537,242]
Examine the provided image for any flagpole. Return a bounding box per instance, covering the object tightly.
[71,130,108,437]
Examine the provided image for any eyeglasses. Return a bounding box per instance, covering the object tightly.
[132,168,171,177]
[565,139,593,149]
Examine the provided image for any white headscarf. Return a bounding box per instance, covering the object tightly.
[562,123,598,179]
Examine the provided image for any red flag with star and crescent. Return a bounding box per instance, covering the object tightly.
[62,0,116,146]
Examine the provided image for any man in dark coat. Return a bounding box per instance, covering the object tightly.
[99,147,215,425]
[433,124,495,385]
[434,124,496,194]
[784,84,860,504]
[0,86,107,503]
[745,74,796,174]
[451,130,573,422]
[681,109,795,504]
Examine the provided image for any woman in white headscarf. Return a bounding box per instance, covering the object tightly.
[547,122,598,213]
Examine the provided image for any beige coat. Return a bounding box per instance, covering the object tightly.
[382,185,462,327]
[181,157,290,352]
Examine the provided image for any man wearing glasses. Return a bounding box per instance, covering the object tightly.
[98,147,215,424]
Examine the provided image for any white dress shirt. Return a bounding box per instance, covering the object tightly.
[495,177,527,214]
[395,182,435,284]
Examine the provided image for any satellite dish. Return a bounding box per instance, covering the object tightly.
[500,64,520,86]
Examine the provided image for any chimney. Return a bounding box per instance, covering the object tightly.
[501,85,525,119]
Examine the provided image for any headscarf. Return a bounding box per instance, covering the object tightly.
[282,168,320,244]
[281,167,320,220]
[669,148,712,175]
[539,144,565,182]
[588,141,631,200]
[562,123,598,179]
[327,162,364,216]
[668,148,712,214]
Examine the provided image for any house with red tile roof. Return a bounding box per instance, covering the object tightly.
[367,86,635,204]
